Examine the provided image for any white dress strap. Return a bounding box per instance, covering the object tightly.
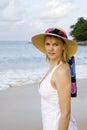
[49,62,62,79]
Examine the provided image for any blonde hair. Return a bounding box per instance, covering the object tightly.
[61,43,68,63]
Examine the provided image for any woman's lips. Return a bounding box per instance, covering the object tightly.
[48,52,55,55]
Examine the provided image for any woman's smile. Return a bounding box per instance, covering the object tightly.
[48,52,56,56]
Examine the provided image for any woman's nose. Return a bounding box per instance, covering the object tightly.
[49,45,53,51]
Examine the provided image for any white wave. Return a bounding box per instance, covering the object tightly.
[0,68,47,90]
[0,65,87,90]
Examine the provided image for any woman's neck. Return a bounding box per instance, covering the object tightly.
[49,59,62,68]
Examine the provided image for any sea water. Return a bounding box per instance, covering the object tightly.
[0,41,87,90]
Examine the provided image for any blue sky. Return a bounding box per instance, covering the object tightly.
[0,0,87,41]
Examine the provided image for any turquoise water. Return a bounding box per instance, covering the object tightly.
[0,41,46,70]
[0,41,87,90]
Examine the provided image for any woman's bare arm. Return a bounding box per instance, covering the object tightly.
[54,65,71,130]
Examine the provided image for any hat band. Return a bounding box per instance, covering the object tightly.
[45,28,68,38]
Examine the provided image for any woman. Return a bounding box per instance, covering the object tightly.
[31,27,78,130]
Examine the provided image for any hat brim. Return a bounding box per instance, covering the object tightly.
[32,33,78,58]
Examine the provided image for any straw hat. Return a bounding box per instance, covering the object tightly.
[31,27,78,58]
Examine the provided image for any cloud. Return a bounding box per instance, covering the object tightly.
[0,0,26,22]
[39,0,74,19]
[0,0,74,26]
[0,0,9,10]
[0,0,86,40]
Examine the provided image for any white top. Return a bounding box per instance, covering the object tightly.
[38,64,78,130]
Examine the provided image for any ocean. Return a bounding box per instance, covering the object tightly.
[0,41,87,90]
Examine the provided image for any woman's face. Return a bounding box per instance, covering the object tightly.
[45,36,64,61]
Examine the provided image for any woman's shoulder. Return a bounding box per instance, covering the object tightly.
[51,62,71,89]
[55,62,70,76]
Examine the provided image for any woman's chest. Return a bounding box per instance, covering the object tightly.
[38,77,57,98]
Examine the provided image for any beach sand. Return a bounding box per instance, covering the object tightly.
[0,79,87,130]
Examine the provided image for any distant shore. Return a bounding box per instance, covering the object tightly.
[77,40,87,45]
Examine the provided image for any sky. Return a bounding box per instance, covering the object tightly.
[0,0,87,41]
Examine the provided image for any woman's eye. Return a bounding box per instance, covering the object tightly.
[45,43,58,46]
[45,43,50,46]
[54,43,58,46]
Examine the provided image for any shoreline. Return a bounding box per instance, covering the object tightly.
[0,79,87,130]
[77,40,87,45]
